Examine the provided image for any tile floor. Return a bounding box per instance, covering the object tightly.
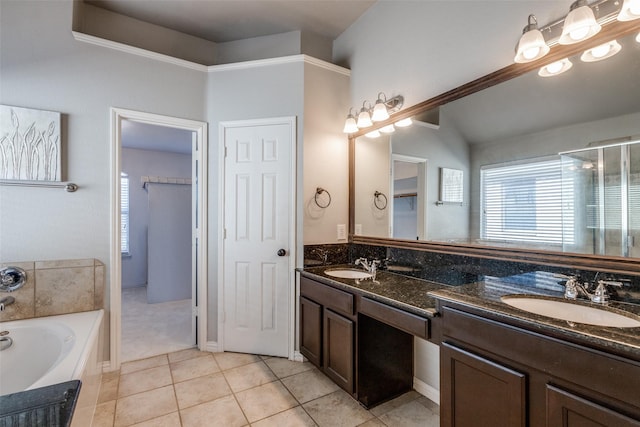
[121,287,193,362]
[93,349,439,427]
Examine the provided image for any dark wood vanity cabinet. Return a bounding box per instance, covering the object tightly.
[300,277,355,393]
[438,304,640,427]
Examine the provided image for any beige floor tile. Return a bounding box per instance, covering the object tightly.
[174,372,232,409]
[114,385,178,426]
[223,361,277,393]
[98,373,120,403]
[303,390,374,427]
[251,406,317,427]
[417,396,440,415]
[168,347,208,364]
[92,400,116,427]
[356,419,387,427]
[214,351,261,371]
[120,354,168,375]
[281,369,339,404]
[170,353,220,383]
[370,391,420,417]
[118,364,173,398]
[180,395,248,427]
[235,381,298,423]
[130,412,182,427]
[264,357,314,379]
[377,400,439,427]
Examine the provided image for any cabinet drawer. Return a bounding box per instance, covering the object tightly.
[300,277,354,317]
[360,297,429,339]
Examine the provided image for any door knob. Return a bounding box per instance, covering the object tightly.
[277,249,287,257]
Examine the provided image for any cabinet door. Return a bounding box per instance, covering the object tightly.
[324,309,354,393]
[300,297,322,367]
[547,385,640,427]
[441,342,526,427]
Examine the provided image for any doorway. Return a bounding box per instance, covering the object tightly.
[110,108,208,370]
[390,154,427,240]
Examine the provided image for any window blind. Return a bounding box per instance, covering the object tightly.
[121,173,130,254]
[481,159,568,244]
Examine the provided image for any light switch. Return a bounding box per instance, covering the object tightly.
[337,224,346,240]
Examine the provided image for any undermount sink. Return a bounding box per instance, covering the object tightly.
[324,269,373,279]
[501,295,640,328]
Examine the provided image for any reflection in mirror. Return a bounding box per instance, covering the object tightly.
[353,31,640,257]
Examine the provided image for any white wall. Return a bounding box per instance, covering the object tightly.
[303,63,351,245]
[121,148,192,288]
[354,135,391,237]
[0,0,207,360]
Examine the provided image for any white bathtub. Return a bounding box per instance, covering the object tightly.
[0,310,103,425]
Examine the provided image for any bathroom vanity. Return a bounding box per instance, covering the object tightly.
[299,266,640,425]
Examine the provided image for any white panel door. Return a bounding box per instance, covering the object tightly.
[223,122,292,357]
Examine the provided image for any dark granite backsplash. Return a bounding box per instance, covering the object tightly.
[305,243,640,305]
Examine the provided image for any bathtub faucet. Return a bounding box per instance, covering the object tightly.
[0,296,15,311]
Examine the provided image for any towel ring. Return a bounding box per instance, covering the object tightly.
[314,187,331,208]
[374,191,388,210]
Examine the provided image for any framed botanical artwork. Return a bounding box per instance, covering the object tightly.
[0,104,62,182]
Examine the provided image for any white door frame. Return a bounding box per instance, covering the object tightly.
[217,116,297,359]
[110,107,208,371]
[390,154,428,240]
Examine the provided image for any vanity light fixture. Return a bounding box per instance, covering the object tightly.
[617,0,640,20]
[580,39,622,61]
[395,117,413,127]
[559,0,602,45]
[514,14,550,63]
[357,101,374,128]
[379,124,396,134]
[343,108,359,133]
[371,93,391,122]
[538,58,573,77]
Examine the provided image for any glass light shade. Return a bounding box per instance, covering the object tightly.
[394,117,413,127]
[637,31,640,43]
[357,108,373,128]
[617,0,640,21]
[343,115,358,133]
[514,29,550,63]
[580,40,621,62]
[558,2,601,45]
[365,130,381,138]
[379,124,396,134]
[371,101,390,122]
[538,58,573,77]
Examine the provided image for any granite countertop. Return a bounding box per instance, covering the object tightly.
[300,266,640,360]
[300,265,446,318]
[428,273,640,360]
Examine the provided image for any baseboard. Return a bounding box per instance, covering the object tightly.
[291,351,305,362]
[204,341,219,353]
[413,377,440,405]
[101,361,114,373]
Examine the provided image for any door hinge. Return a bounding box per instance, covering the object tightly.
[192,306,199,317]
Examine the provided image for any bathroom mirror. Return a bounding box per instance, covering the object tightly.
[350,20,640,270]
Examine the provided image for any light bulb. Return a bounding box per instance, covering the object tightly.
[395,117,413,127]
[580,40,621,62]
[380,124,395,134]
[617,0,640,21]
[365,130,381,138]
[569,26,590,41]
[547,61,564,74]
[538,58,573,77]
[636,32,640,43]
[523,46,541,60]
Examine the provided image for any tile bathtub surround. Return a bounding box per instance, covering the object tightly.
[0,258,104,321]
[94,349,440,427]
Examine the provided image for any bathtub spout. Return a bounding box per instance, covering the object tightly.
[0,296,15,311]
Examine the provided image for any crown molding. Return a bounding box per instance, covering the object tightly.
[71,31,350,76]
[71,31,209,72]
[207,54,350,76]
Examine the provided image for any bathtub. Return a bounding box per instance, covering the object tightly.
[0,310,104,425]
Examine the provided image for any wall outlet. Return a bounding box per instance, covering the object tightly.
[337,224,346,240]
[355,224,362,235]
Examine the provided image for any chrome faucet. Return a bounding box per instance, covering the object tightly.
[0,296,15,311]
[558,274,624,305]
[355,257,381,281]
